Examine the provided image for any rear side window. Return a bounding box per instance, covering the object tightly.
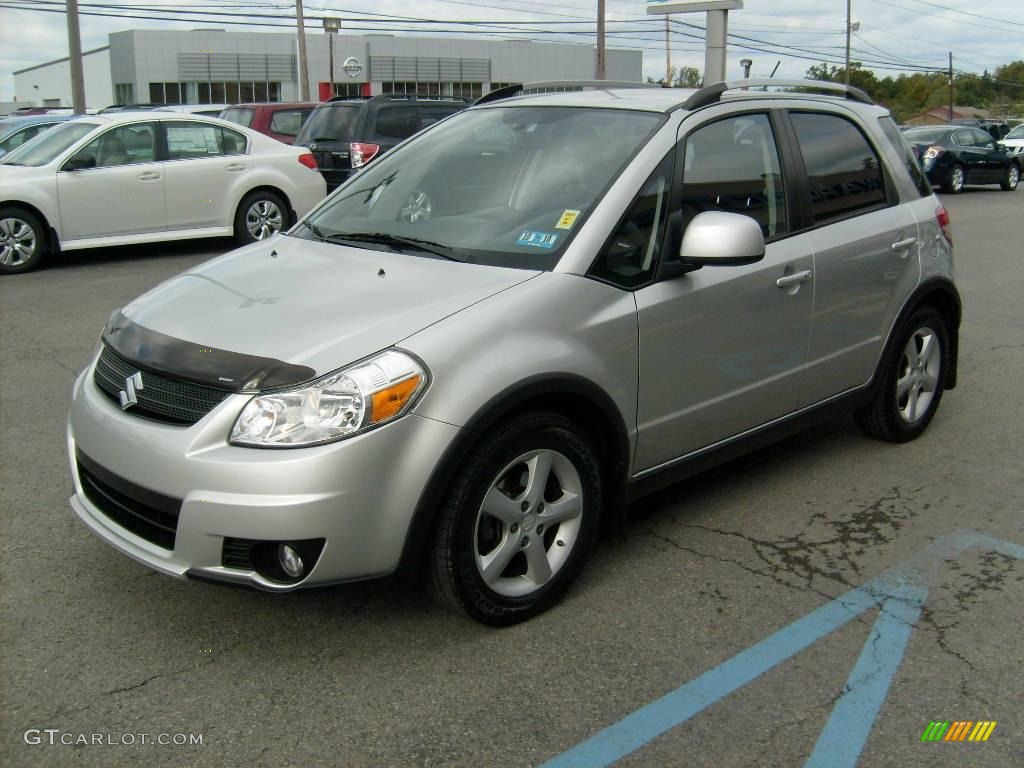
[878,116,931,198]
[679,113,789,239]
[165,122,246,159]
[374,107,419,140]
[220,108,254,128]
[268,109,309,137]
[790,112,887,224]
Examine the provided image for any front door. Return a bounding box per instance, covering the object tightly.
[57,122,165,241]
[634,110,814,472]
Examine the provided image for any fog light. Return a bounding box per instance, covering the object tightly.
[277,544,304,578]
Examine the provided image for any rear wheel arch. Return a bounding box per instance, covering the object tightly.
[886,279,961,390]
[235,184,295,224]
[396,375,631,578]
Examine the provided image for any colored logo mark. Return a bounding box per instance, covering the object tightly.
[920,721,997,742]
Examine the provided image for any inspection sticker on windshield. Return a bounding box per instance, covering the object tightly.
[555,209,580,230]
[517,231,559,249]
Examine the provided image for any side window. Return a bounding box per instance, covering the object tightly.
[679,113,788,239]
[790,112,887,224]
[166,122,246,159]
[589,152,673,288]
[952,130,972,147]
[269,110,304,137]
[166,122,224,160]
[418,106,461,130]
[1,124,45,152]
[374,107,419,140]
[71,123,156,168]
[878,116,931,198]
[970,129,995,150]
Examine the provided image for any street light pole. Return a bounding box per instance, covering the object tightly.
[596,0,606,79]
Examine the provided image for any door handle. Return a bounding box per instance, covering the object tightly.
[137,171,161,181]
[225,163,246,172]
[891,237,917,256]
[776,269,812,289]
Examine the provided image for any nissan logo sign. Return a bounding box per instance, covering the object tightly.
[342,57,363,78]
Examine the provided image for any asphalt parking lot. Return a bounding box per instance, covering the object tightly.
[1,187,1022,768]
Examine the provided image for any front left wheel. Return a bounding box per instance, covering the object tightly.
[234,191,288,245]
[0,207,47,275]
[430,411,602,625]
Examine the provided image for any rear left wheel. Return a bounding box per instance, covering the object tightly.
[430,411,602,625]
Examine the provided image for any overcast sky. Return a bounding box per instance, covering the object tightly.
[0,0,1021,102]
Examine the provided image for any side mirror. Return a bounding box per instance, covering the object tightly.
[678,211,766,267]
[63,155,96,172]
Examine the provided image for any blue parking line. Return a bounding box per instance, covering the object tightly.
[804,584,927,768]
[539,531,1023,768]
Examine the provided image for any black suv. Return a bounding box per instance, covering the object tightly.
[295,95,468,191]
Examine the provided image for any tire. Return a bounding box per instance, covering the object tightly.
[429,411,602,626]
[1001,163,1020,192]
[0,207,47,275]
[855,307,949,443]
[234,190,288,245]
[942,164,965,194]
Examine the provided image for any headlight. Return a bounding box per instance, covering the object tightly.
[230,350,427,448]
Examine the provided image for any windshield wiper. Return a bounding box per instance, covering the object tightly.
[321,231,464,261]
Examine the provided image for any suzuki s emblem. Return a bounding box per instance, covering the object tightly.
[119,372,144,410]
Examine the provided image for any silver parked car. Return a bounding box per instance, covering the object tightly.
[67,80,960,625]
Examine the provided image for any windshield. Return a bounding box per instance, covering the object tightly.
[903,127,950,144]
[0,121,96,166]
[296,106,664,270]
[295,103,362,144]
[1006,124,1024,140]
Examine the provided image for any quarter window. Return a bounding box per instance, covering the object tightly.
[679,113,788,239]
[590,152,673,288]
[878,116,931,198]
[790,112,886,223]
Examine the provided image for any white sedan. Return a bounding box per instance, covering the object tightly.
[0,112,326,274]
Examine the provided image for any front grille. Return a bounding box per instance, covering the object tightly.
[93,345,231,425]
[77,453,181,550]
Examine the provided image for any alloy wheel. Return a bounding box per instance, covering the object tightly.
[0,216,37,267]
[896,327,941,424]
[473,449,583,598]
[245,200,284,240]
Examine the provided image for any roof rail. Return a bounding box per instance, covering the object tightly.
[326,94,470,104]
[678,79,874,111]
[474,80,661,106]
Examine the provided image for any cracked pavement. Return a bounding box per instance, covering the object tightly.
[2,189,1022,767]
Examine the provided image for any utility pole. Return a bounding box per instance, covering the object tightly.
[65,0,86,112]
[295,0,311,101]
[844,0,852,85]
[948,52,954,122]
[665,15,672,85]
[596,0,606,80]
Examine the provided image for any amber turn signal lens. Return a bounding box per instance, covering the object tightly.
[370,375,423,423]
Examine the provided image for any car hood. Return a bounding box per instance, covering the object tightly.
[110,235,539,390]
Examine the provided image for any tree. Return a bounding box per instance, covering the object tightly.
[645,65,703,88]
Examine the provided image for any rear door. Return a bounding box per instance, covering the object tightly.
[784,108,921,405]
[161,120,249,230]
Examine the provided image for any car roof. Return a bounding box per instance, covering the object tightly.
[0,114,77,127]
[229,102,318,109]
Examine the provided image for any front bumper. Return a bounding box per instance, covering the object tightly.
[67,358,460,591]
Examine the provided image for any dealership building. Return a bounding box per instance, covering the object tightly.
[13,28,642,108]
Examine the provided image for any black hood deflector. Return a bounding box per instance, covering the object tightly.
[102,311,317,392]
